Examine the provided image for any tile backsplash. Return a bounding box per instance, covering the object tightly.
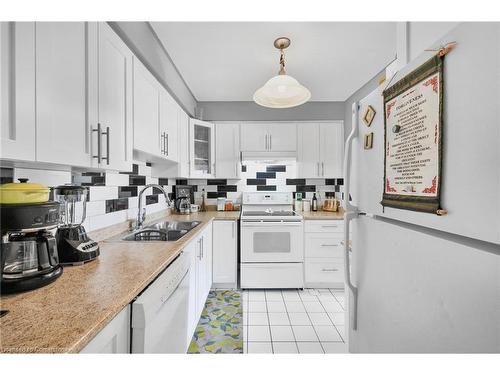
[3,160,343,232]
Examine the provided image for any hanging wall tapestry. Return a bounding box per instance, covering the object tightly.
[382,54,444,214]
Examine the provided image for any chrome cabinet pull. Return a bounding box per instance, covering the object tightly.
[92,123,102,163]
[265,134,268,150]
[160,132,164,154]
[165,133,169,156]
[321,162,324,176]
[101,126,110,165]
[270,134,272,150]
[322,268,339,272]
[317,162,320,177]
[321,244,338,247]
[322,225,338,228]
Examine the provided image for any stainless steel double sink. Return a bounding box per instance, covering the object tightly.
[121,220,201,242]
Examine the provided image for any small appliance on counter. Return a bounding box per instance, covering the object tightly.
[54,185,99,265]
[173,185,194,214]
[0,179,63,293]
[175,196,191,214]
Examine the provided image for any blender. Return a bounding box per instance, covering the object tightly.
[54,185,99,265]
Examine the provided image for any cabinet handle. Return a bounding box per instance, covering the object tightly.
[322,268,339,272]
[198,238,202,260]
[201,237,204,258]
[322,225,338,228]
[165,133,169,156]
[101,126,110,165]
[317,162,320,177]
[321,244,339,247]
[269,134,272,150]
[321,162,324,177]
[265,134,268,150]
[160,133,164,154]
[92,123,102,163]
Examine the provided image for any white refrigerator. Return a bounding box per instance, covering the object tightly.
[343,22,500,353]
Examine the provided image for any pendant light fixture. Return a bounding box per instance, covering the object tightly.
[253,37,311,109]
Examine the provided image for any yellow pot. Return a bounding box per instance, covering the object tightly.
[0,179,50,204]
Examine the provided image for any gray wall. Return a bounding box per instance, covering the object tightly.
[197,101,345,122]
[109,22,197,116]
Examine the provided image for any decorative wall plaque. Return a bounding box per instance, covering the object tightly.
[363,105,376,126]
[382,55,444,214]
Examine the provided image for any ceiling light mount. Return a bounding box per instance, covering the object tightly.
[253,36,311,109]
[273,37,291,50]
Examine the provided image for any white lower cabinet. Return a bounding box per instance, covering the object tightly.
[212,220,238,288]
[304,220,345,288]
[185,239,198,344]
[80,305,130,353]
[195,223,213,316]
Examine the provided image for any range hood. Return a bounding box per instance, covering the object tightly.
[240,151,297,162]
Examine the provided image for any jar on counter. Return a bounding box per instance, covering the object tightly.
[224,200,234,211]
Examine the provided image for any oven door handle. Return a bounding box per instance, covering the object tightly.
[241,220,303,227]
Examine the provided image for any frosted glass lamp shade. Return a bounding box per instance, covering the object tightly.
[253,74,311,109]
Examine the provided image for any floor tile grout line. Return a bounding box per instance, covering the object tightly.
[302,294,328,350]
[316,292,345,344]
[281,289,300,353]
[263,289,275,354]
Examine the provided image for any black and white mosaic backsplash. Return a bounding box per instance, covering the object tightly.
[2,160,343,232]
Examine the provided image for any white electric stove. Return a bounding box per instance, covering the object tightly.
[240,192,304,289]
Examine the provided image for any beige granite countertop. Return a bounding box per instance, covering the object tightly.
[0,210,239,353]
[301,208,345,220]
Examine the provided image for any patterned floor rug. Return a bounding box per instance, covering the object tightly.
[187,290,243,354]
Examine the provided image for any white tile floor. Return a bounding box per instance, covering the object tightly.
[242,288,348,354]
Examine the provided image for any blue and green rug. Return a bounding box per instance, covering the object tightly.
[188,290,243,354]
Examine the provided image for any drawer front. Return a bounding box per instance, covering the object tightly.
[305,220,344,233]
[305,259,344,285]
[305,233,343,258]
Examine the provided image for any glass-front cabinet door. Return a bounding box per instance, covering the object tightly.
[189,118,215,178]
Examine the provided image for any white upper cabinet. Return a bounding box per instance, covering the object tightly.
[240,123,269,152]
[215,122,240,179]
[92,23,134,171]
[319,122,343,177]
[0,22,36,161]
[267,123,297,151]
[159,89,179,162]
[133,57,160,156]
[240,123,297,153]
[189,119,215,178]
[176,109,190,177]
[297,122,344,178]
[35,22,90,167]
[133,55,179,163]
[297,123,321,178]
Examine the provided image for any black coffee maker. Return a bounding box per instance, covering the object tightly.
[1,202,63,294]
[54,185,99,265]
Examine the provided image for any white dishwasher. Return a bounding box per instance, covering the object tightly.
[131,252,190,353]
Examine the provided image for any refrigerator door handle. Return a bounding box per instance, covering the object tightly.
[344,211,358,331]
[343,101,360,331]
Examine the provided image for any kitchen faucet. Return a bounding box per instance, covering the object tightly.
[135,184,173,230]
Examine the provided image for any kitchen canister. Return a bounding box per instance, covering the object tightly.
[302,199,311,212]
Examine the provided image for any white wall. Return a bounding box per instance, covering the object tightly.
[408,22,460,61]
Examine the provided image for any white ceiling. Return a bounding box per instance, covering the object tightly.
[150,22,397,102]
